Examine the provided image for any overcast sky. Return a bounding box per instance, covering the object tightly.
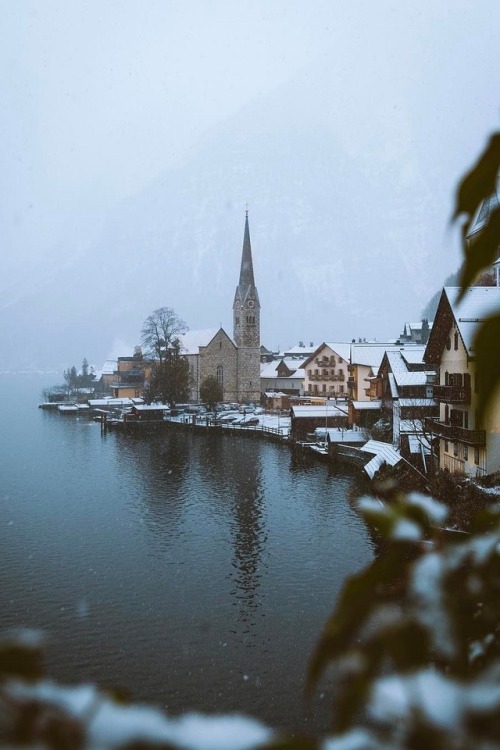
[2,1,500,368]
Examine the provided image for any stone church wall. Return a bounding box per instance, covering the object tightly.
[237,347,261,403]
[199,330,239,403]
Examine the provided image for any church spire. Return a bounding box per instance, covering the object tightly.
[238,208,256,291]
[233,208,260,351]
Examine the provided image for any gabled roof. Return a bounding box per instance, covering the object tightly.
[424,286,500,363]
[302,342,352,368]
[260,358,305,379]
[351,343,401,368]
[179,328,221,354]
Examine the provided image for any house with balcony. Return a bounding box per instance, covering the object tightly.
[423,286,500,476]
[109,347,155,399]
[376,348,438,471]
[302,342,351,398]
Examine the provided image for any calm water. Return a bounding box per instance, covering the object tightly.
[0,374,374,733]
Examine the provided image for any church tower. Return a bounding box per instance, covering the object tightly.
[233,209,261,402]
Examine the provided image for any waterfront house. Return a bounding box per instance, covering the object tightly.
[108,347,154,399]
[290,403,349,442]
[423,286,500,476]
[376,347,438,472]
[302,342,351,398]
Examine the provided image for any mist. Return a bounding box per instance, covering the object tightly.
[2,1,500,372]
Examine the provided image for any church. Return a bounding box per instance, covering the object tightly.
[181,210,261,404]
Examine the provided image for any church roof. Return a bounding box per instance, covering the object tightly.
[179,328,220,355]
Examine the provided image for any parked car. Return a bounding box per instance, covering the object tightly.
[239,415,260,427]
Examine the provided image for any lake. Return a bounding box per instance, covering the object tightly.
[0,374,374,734]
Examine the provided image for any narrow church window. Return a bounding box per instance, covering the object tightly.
[217,365,223,387]
[454,332,458,350]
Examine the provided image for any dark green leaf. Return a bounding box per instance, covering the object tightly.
[473,314,500,423]
[452,132,500,224]
[458,206,500,299]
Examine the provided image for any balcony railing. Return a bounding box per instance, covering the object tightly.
[424,418,486,446]
[432,384,471,404]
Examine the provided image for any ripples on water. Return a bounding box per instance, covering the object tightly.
[0,375,374,733]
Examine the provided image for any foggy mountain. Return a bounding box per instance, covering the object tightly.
[1,59,468,373]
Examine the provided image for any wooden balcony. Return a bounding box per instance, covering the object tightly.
[424,418,486,446]
[432,384,471,404]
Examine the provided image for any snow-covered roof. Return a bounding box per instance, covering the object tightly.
[179,328,220,355]
[260,361,278,377]
[102,359,117,375]
[394,372,434,386]
[260,360,305,379]
[400,419,425,434]
[351,400,382,410]
[408,435,431,454]
[351,344,396,368]
[132,403,170,412]
[291,404,348,418]
[324,342,352,362]
[401,347,427,364]
[399,398,438,407]
[445,286,500,353]
[360,439,402,479]
[316,428,367,444]
[88,398,134,407]
[284,344,316,356]
[388,373,399,398]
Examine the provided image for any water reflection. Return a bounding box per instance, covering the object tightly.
[1,380,375,734]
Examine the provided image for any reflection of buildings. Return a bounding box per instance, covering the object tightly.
[196,435,267,632]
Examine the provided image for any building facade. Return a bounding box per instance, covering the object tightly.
[424,286,500,476]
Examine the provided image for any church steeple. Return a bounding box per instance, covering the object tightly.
[233,209,260,351]
[238,208,256,290]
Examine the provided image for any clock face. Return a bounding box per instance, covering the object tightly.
[247,300,255,308]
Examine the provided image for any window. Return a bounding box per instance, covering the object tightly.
[235,317,239,325]
[444,440,449,452]
[217,365,223,388]
[474,447,480,465]
[453,442,458,457]
[446,337,451,351]
[454,332,458,350]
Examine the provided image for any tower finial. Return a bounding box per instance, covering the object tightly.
[245,201,249,218]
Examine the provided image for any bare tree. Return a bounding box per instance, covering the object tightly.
[141,307,188,364]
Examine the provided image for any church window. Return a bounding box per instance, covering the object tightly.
[454,332,458,350]
[219,341,222,349]
[236,317,239,325]
[217,366,223,388]
[446,337,451,350]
